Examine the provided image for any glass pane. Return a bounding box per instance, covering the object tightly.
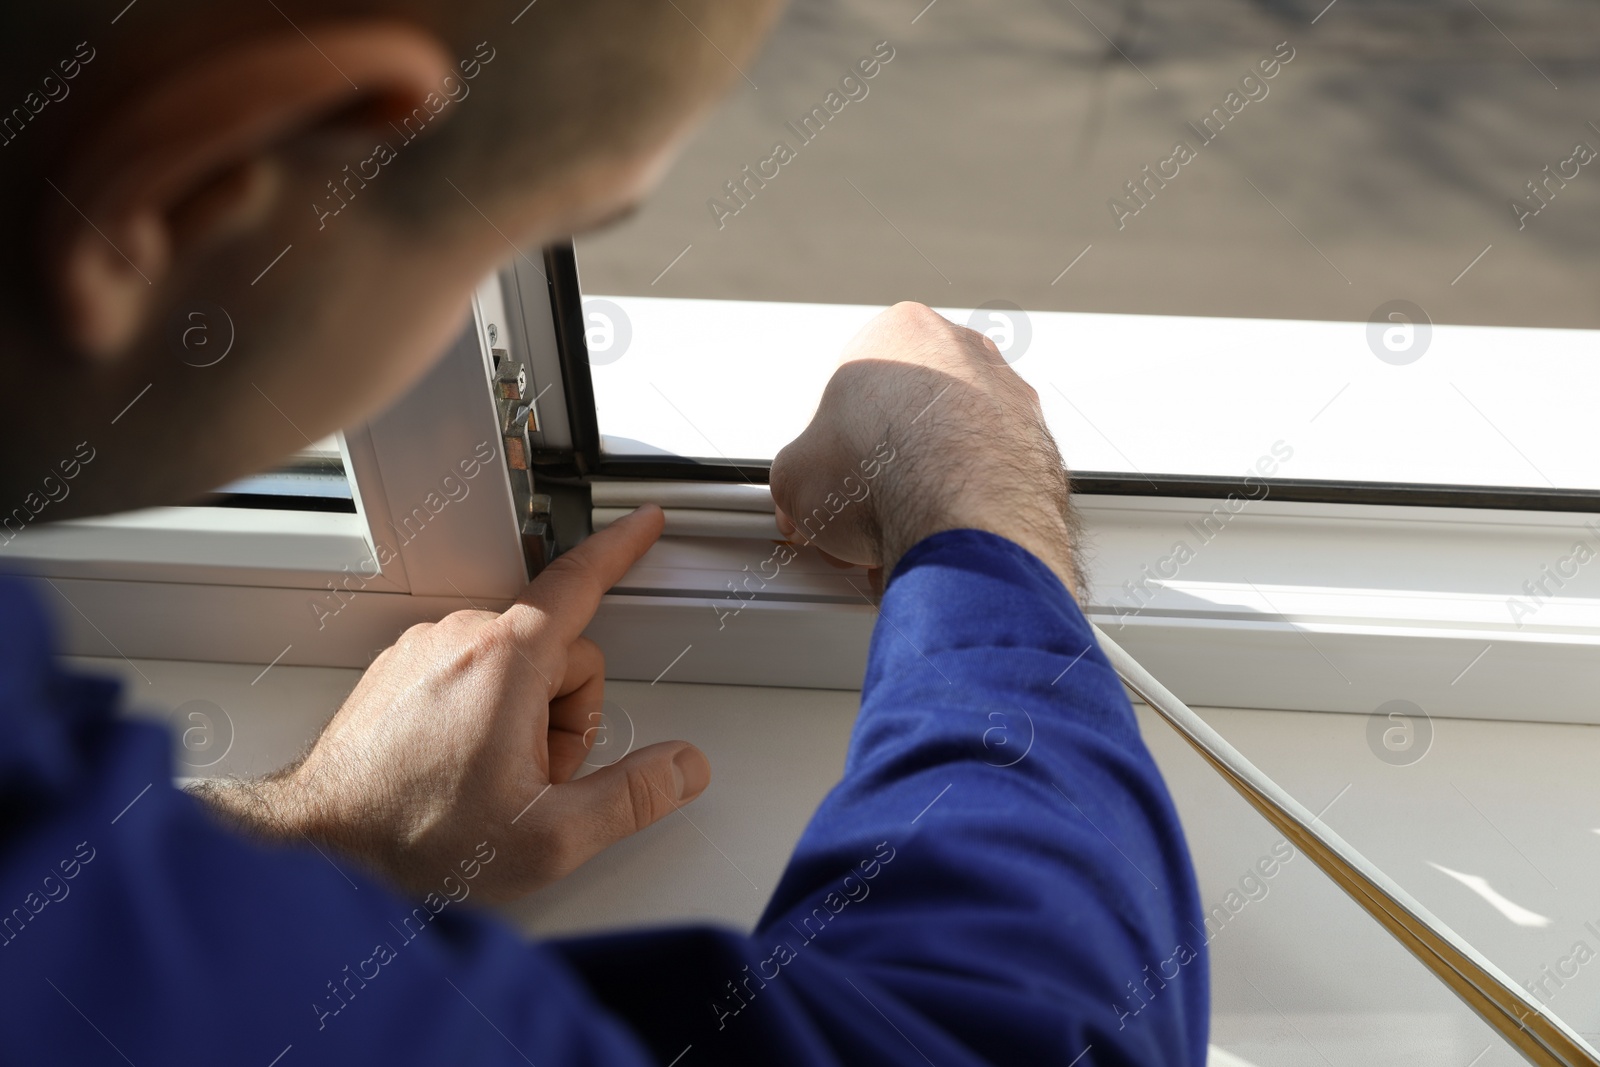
[210,435,354,511]
[575,0,1600,492]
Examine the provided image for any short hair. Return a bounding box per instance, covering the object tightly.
[365,0,775,225]
[0,0,768,284]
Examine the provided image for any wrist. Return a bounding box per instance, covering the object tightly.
[876,474,1081,598]
[885,519,1079,599]
[187,771,313,844]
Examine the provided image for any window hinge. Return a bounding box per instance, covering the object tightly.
[494,353,554,577]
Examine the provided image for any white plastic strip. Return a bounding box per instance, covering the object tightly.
[591,481,776,513]
[593,506,778,540]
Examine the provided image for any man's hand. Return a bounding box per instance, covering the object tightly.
[191,505,709,904]
[771,301,1082,595]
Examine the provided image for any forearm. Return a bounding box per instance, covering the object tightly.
[755,529,1210,1064]
[187,758,533,901]
[187,771,311,844]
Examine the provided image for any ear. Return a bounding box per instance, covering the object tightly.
[46,21,453,361]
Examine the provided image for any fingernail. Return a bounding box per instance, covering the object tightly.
[672,747,710,800]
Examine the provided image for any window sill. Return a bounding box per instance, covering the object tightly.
[584,489,1600,725]
[3,506,397,591]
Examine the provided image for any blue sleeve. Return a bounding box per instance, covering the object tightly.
[0,576,657,1067]
[0,529,1207,1066]
[553,529,1210,1065]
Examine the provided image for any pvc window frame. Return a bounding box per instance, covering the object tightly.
[17,242,1600,728]
[547,243,1600,725]
[7,273,534,670]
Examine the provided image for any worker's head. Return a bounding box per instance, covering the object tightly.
[0,1,781,519]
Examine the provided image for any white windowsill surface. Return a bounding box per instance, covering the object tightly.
[87,655,1600,1067]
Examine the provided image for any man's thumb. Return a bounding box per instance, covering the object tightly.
[558,742,711,856]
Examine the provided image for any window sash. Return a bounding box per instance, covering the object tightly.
[11,273,531,668]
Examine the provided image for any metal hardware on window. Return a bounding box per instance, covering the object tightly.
[493,351,554,577]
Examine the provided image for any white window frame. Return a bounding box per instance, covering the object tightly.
[583,484,1600,725]
[11,250,1600,730]
[6,273,535,669]
[558,270,1600,726]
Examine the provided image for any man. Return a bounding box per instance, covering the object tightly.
[0,2,1207,1063]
